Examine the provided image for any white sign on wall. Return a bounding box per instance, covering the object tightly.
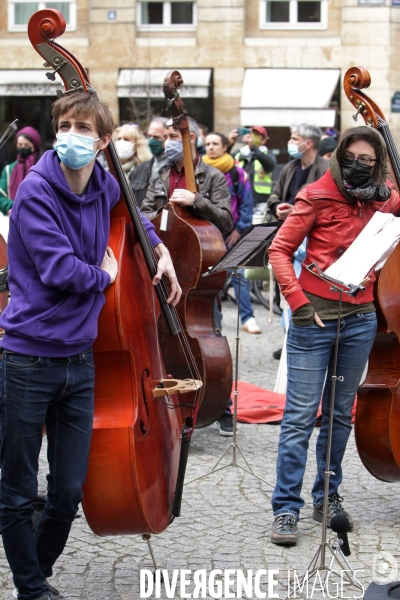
[358,0,386,5]
[0,84,58,96]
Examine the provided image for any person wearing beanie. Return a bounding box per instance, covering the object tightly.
[318,136,338,161]
[0,126,41,216]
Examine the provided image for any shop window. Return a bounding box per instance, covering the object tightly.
[261,0,327,29]
[8,0,76,31]
[138,1,196,30]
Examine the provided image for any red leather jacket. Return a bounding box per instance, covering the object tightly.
[268,169,400,312]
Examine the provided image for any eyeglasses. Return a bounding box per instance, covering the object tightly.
[342,152,377,167]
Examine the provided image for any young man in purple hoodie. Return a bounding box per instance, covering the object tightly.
[0,92,181,600]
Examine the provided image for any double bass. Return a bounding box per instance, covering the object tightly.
[28,9,202,535]
[344,67,400,482]
[152,71,233,428]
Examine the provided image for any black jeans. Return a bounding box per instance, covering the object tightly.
[0,349,95,599]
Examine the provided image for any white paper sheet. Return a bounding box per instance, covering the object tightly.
[325,212,400,286]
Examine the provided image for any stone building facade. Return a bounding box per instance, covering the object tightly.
[0,0,400,154]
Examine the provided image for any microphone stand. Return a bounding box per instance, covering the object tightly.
[285,263,365,598]
[186,269,273,487]
[0,120,18,151]
[185,223,281,488]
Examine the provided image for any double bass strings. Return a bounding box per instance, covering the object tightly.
[376,115,400,186]
[107,137,203,415]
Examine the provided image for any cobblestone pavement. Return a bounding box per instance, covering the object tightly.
[1,298,400,599]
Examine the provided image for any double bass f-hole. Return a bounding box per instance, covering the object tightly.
[140,369,150,435]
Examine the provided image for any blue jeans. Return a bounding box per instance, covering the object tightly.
[0,349,95,600]
[230,270,254,325]
[272,312,377,518]
[213,271,251,417]
[214,271,254,331]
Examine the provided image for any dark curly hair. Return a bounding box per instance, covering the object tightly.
[207,132,229,148]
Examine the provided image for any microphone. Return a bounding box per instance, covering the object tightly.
[331,515,351,556]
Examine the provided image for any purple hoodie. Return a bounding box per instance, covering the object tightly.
[0,150,162,357]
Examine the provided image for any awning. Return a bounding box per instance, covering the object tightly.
[240,69,340,128]
[0,70,59,96]
[117,69,212,99]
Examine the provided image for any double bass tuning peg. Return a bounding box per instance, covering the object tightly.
[44,58,67,82]
[43,61,57,81]
[352,100,367,122]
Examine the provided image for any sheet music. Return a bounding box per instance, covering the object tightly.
[205,224,279,275]
[325,212,400,286]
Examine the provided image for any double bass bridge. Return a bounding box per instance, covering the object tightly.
[153,378,202,398]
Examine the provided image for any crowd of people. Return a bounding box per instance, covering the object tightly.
[0,117,339,444]
[2,97,390,600]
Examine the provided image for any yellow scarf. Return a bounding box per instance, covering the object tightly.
[203,152,235,173]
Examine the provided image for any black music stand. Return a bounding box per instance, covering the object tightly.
[0,119,18,151]
[186,223,281,487]
[285,263,366,599]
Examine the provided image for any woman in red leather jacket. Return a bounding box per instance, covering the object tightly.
[268,126,400,546]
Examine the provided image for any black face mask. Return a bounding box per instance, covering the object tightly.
[340,159,373,188]
[17,147,33,159]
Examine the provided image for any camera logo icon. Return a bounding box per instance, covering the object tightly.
[372,552,398,584]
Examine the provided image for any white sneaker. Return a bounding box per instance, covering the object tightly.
[242,317,262,334]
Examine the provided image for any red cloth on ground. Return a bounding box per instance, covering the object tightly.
[233,381,286,424]
[234,381,357,424]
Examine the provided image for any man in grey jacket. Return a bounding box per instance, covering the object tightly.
[141,117,234,436]
[268,124,328,221]
[130,118,169,207]
[141,118,233,235]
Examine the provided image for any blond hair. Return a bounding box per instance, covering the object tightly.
[113,124,152,165]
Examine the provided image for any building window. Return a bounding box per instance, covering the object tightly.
[8,0,76,32]
[137,1,196,30]
[260,0,327,29]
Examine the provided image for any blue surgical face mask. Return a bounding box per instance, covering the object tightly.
[165,139,184,162]
[287,141,305,160]
[55,131,100,170]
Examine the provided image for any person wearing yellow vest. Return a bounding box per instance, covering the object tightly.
[230,126,276,206]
